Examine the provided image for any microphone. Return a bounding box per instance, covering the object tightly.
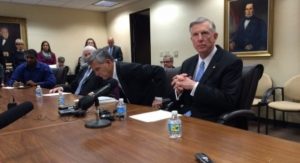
[78,79,118,110]
[0,101,33,129]
[58,79,118,117]
[84,79,118,129]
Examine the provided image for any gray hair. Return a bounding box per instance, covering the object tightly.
[88,48,114,64]
[189,17,216,32]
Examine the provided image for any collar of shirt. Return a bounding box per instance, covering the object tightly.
[112,61,122,87]
[196,45,217,72]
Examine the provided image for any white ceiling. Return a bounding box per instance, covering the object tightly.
[0,0,139,12]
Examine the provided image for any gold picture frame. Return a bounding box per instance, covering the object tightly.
[224,0,273,57]
[0,16,28,50]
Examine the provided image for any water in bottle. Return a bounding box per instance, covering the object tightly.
[35,85,43,97]
[116,98,127,120]
[168,110,182,139]
[58,91,65,108]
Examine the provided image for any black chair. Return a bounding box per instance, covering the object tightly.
[218,64,264,130]
[52,66,69,85]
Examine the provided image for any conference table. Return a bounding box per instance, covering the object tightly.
[1,87,300,163]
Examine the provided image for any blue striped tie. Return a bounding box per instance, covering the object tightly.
[194,61,205,81]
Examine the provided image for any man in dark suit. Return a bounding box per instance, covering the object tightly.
[229,2,267,51]
[171,17,243,121]
[49,47,107,96]
[103,37,123,61]
[88,49,167,106]
[0,27,15,82]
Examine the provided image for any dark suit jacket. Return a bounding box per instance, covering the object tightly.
[232,16,267,51]
[62,66,106,96]
[174,45,243,121]
[103,45,123,61]
[116,62,167,106]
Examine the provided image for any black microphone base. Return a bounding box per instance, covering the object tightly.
[85,119,111,128]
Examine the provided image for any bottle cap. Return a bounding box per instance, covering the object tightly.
[171,110,178,115]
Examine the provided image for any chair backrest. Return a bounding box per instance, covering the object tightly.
[284,74,300,101]
[164,67,181,94]
[238,64,264,110]
[54,66,69,84]
[255,73,272,97]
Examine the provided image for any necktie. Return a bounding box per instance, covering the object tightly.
[184,61,205,117]
[75,68,92,95]
[194,61,205,81]
[109,47,113,55]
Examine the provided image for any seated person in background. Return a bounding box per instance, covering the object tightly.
[160,54,175,69]
[171,17,242,121]
[8,49,56,88]
[12,38,26,69]
[75,38,98,75]
[49,46,105,96]
[57,56,65,68]
[103,37,123,61]
[75,46,96,76]
[37,41,57,65]
[88,48,167,106]
[53,56,70,85]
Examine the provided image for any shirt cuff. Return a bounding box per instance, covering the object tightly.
[190,82,199,96]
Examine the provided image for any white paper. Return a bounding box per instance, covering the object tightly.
[2,86,14,89]
[130,110,175,123]
[98,96,118,104]
[43,92,71,96]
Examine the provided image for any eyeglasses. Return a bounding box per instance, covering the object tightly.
[160,61,172,64]
[15,43,23,45]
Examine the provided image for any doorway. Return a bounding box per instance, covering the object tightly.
[129,9,150,64]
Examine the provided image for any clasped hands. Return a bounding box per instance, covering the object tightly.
[172,73,197,94]
[13,80,37,87]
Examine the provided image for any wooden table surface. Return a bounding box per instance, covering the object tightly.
[1,87,300,163]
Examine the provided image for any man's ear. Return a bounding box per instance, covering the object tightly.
[214,32,218,40]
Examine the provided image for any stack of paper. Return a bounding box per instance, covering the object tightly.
[130,110,175,122]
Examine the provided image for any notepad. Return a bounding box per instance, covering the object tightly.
[98,96,118,104]
[43,92,71,96]
[130,110,176,123]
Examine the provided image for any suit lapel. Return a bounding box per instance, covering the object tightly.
[187,55,199,77]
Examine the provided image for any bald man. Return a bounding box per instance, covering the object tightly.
[103,37,123,61]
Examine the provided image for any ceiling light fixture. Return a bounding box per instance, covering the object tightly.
[94,0,120,7]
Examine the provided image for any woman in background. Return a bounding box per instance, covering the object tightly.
[37,41,56,65]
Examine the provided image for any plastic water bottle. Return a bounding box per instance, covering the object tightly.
[35,85,43,97]
[116,98,127,120]
[58,91,65,108]
[168,110,182,139]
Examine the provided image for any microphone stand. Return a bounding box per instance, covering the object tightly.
[85,98,111,128]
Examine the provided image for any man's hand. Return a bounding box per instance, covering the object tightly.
[26,80,37,87]
[172,73,196,91]
[49,87,63,93]
[245,44,253,50]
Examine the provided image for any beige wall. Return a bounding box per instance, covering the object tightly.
[0,2,108,73]
[106,0,300,87]
[106,0,300,122]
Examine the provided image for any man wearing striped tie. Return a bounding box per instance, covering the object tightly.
[171,17,243,122]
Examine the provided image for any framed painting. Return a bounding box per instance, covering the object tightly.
[0,16,28,52]
[224,0,273,57]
